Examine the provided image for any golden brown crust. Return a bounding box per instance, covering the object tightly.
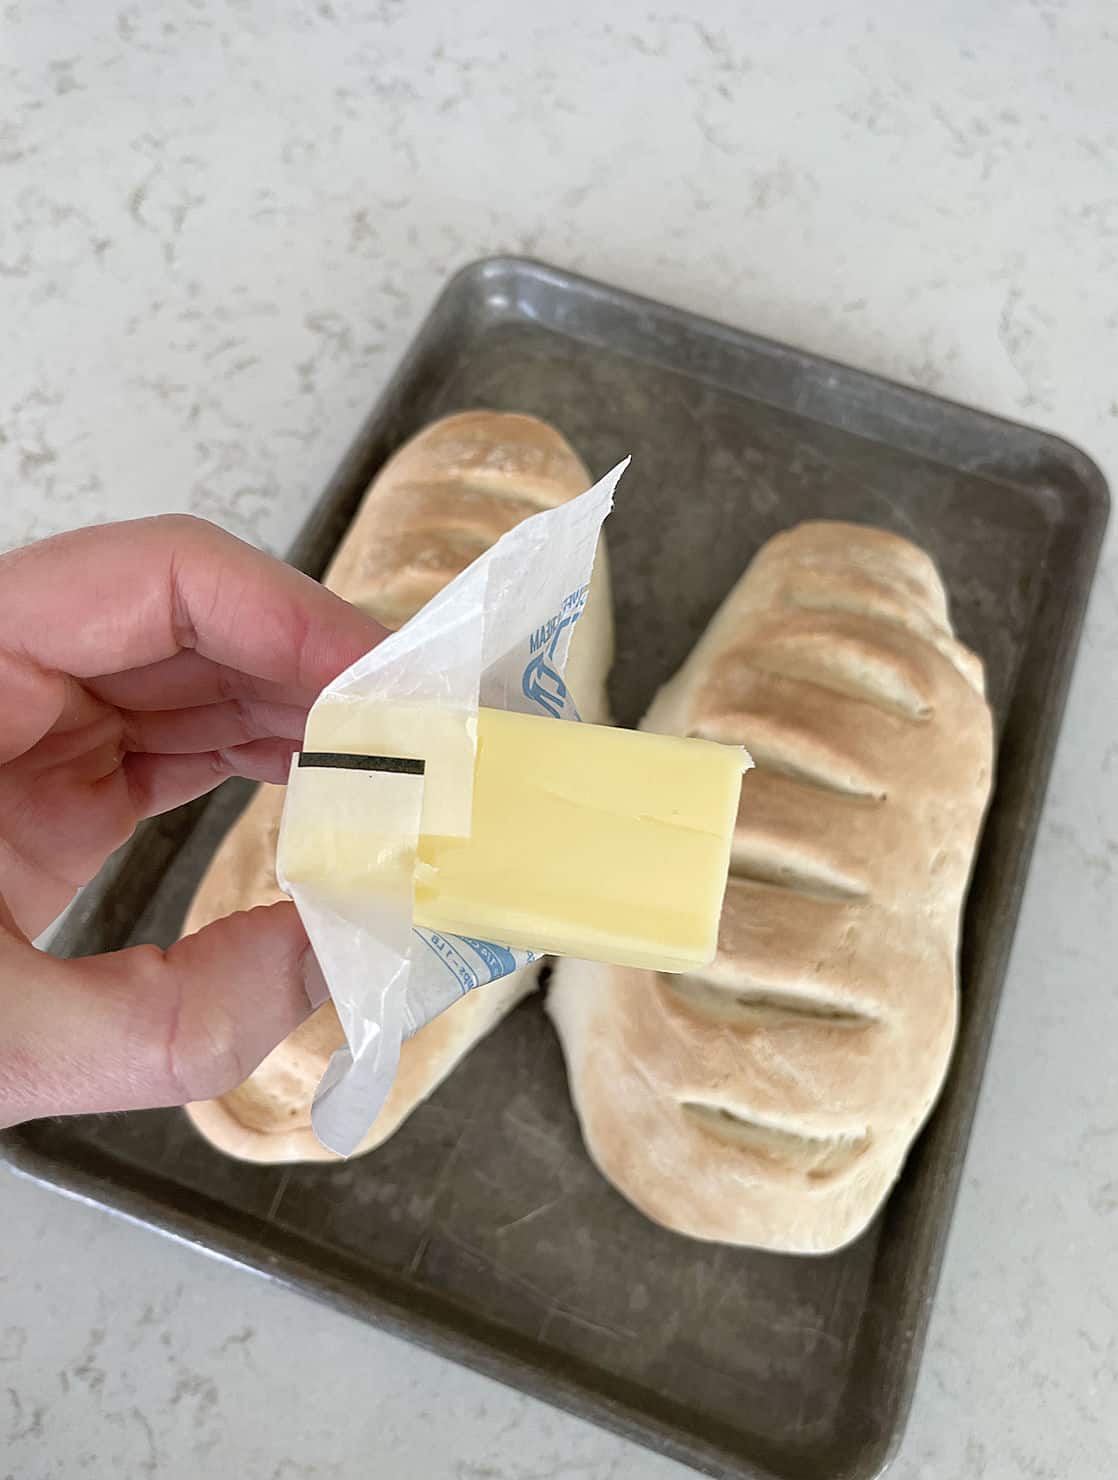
[547,521,993,1253]
[182,411,613,1163]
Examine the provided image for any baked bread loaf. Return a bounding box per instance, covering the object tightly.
[184,411,613,1163]
[547,521,993,1252]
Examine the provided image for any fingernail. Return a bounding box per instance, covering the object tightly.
[300,948,330,1011]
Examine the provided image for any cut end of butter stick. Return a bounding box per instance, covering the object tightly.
[281,707,748,973]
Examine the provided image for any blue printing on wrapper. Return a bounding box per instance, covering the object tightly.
[521,583,590,719]
[414,927,539,997]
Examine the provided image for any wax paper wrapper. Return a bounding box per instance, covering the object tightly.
[277,459,628,1155]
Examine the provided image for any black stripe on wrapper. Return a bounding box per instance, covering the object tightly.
[297,752,426,776]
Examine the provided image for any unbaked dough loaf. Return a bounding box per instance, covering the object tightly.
[547,521,993,1253]
[184,411,613,1163]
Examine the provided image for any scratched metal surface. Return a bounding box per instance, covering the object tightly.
[4,259,1107,1480]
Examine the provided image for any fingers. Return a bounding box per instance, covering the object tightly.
[0,891,27,941]
[0,848,80,948]
[0,644,74,766]
[0,514,385,691]
[0,902,318,1126]
[123,740,299,818]
[86,650,326,713]
[121,698,309,755]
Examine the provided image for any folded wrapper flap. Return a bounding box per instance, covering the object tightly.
[277,460,628,1156]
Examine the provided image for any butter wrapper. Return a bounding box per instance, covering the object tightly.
[277,459,628,1155]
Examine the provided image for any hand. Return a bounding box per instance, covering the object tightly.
[0,515,385,1128]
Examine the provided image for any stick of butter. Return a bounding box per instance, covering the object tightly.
[280,705,746,973]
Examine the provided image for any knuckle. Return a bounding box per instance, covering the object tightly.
[234,697,267,743]
[154,512,218,545]
[133,942,245,1102]
[214,663,242,704]
[171,1004,246,1103]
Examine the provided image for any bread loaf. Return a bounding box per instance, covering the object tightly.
[184,411,613,1163]
[547,521,992,1252]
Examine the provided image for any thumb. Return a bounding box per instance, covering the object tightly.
[0,901,323,1128]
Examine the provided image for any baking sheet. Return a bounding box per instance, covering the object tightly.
[3,257,1108,1480]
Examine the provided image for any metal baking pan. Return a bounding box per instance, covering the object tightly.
[3,257,1107,1480]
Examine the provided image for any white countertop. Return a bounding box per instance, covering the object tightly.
[3,4,1117,1477]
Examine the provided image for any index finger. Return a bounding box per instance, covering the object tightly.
[0,514,385,693]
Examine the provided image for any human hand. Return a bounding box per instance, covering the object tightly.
[0,515,384,1128]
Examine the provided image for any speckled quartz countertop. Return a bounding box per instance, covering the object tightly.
[3,4,1117,1478]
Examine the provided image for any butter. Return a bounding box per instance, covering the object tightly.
[282,705,744,973]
